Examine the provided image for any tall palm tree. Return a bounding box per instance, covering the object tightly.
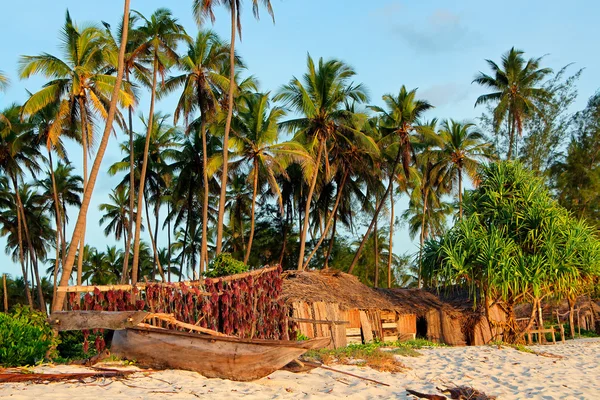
[438,120,493,217]
[473,47,552,159]
[101,13,151,283]
[231,92,307,263]
[275,55,371,270]
[349,86,433,274]
[20,11,133,286]
[129,8,187,284]
[0,105,44,310]
[162,29,232,271]
[53,0,131,312]
[193,0,275,255]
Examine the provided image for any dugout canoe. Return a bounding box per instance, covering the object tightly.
[111,326,330,381]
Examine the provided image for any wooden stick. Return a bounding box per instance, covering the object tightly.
[57,266,279,293]
[2,274,7,312]
[0,370,136,383]
[301,361,390,386]
[146,313,228,337]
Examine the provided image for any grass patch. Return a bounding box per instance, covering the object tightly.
[303,339,444,372]
[490,341,536,354]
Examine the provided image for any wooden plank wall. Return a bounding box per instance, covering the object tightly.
[291,302,419,347]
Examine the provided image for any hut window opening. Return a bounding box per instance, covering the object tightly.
[416,316,427,339]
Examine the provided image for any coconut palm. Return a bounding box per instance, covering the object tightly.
[275,55,371,270]
[473,47,552,159]
[101,13,151,283]
[438,120,493,218]
[193,0,275,256]
[20,10,134,286]
[36,161,83,302]
[129,8,187,284]
[0,71,8,92]
[349,86,433,274]
[53,0,131,312]
[231,92,307,263]
[0,105,45,310]
[161,29,232,271]
[99,186,135,252]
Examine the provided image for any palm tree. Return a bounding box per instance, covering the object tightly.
[438,120,493,217]
[37,161,83,302]
[53,0,131,312]
[231,92,307,263]
[129,8,187,284]
[473,47,552,159]
[0,105,45,310]
[20,11,134,286]
[275,55,370,270]
[193,0,275,255]
[99,186,134,252]
[349,86,433,274]
[101,13,151,284]
[162,29,232,271]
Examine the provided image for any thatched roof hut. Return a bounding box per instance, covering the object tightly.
[282,270,504,347]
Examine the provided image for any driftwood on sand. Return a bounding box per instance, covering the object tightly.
[406,385,497,400]
[0,369,136,383]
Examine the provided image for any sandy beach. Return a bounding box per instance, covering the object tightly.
[1,338,598,400]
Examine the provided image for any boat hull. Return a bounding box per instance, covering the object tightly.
[111,327,329,381]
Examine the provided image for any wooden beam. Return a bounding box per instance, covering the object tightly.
[289,317,349,325]
[48,311,149,331]
[56,266,278,293]
[149,313,228,337]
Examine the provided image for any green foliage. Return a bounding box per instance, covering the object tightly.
[0,306,58,366]
[305,339,444,362]
[205,253,248,278]
[490,340,535,354]
[55,330,101,361]
[423,162,600,304]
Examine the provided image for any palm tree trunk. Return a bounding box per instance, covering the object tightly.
[167,202,172,282]
[48,150,63,309]
[507,111,515,160]
[348,147,403,274]
[458,166,463,219]
[77,96,89,287]
[297,140,324,270]
[374,217,379,288]
[303,170,348,268]
[200,116,209,275]
[122,70,135,284]
[387,180,394,288]
[13,175,32,308]
[52,0,130,311]
[178,186,193,281]
[215,2,237,255]
[568,297,576,338]
[324,211,337,269]
[244,159,259,264]
[418,186,430,288]
[13,175,46,314]
[132,56,159,285]
[143,191,165,282]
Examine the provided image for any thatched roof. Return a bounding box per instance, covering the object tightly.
[281,270,405,311]
[282,270,462,316]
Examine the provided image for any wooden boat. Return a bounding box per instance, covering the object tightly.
[111,326,330,381]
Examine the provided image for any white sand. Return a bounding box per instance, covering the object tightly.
[2,338,599,399]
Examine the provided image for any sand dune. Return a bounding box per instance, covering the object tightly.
[2,338,598,399]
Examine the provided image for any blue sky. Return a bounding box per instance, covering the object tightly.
[0,0,599,277]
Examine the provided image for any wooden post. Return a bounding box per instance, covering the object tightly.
[577,309,581,337]
[538,302,545,344]
[559,324,565,343]
[2,274,8,312]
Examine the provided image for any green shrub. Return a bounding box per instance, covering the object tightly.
[205,253,248,278]
[0,306,58,366]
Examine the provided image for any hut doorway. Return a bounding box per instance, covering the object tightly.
[416,316,428,338]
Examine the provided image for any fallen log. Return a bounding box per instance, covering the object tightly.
[0,369,136,383]
[49,311,148,331]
